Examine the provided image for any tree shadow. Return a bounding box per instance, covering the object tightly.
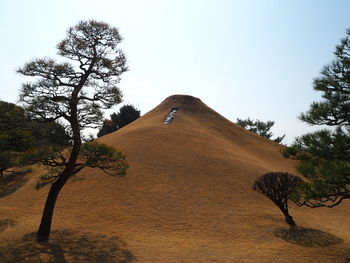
[0,230,134,263]
[0,169,31,198]
[0,219,16,233]
[274,226,344,247]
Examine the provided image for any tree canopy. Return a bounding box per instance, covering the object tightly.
[253,172,302,226]
[97,104,140,137]
[0,101,34,176]
[0,100,71,176]
[23,141,128,190]
[284,29,350,208]
[31,122,71,147]
[18,20,128,241]
[236,118,285,143]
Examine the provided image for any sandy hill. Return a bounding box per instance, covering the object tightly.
[0,95,349,262]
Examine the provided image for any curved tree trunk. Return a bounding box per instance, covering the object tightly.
[36,143,81,241]
[36,171,72,241]
[278,205,296,227]
[35,68,90,242]
[36,139,81,241]
[36,107,82,242]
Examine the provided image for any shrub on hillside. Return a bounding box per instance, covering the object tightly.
[253,172,302,227]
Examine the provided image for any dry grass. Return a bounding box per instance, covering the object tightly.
[0,169,31,198]
[0,95,349,262]
[274,226,344,247]
[0,230,133,263]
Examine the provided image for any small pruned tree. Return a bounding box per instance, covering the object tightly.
[253,172,302,227]
[236,118,285,143]
[18,20,128,241]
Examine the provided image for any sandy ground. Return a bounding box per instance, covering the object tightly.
[0,95,349,262]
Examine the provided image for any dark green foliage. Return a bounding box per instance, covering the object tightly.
[79,141,128,176]
[97,119,117,137]
[0,100,28,130]
[284,29,350,208]
[0,151,17,177]
[97,104,140,137]
[0,100,70,176]
[0,130,34,176]
[0,101,34,175]
[299,30,350,127]
[30,121,71,147]
[111,104,140,129]
[0,130,34,152]
[253,172,302,226]
[0,100,70,147]
[18,20,128,241]
[29,141,128,190]
[283,127,350,207]
[236,117,285,143]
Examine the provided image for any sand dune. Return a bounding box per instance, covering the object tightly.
[0,95,349,262]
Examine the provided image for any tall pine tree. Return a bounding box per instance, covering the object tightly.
[284,29,350,208]
[18,20,128,241]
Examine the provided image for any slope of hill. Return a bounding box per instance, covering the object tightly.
[0,95,349,262]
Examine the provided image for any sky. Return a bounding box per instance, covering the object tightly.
[0,0,350,143]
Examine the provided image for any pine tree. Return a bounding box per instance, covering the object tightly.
[18,20,128,241]
[284,29,350,208]
[253,172,302,226]
[236,118,285,143]
[97,104,140,137]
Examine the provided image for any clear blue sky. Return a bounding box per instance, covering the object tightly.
[1,0,349,143]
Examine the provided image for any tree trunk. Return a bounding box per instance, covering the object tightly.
[279,206,296,227]
[36,73,86,242]
[36,122,81,242]
[36,171,72,241]
[285,214,296,226]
